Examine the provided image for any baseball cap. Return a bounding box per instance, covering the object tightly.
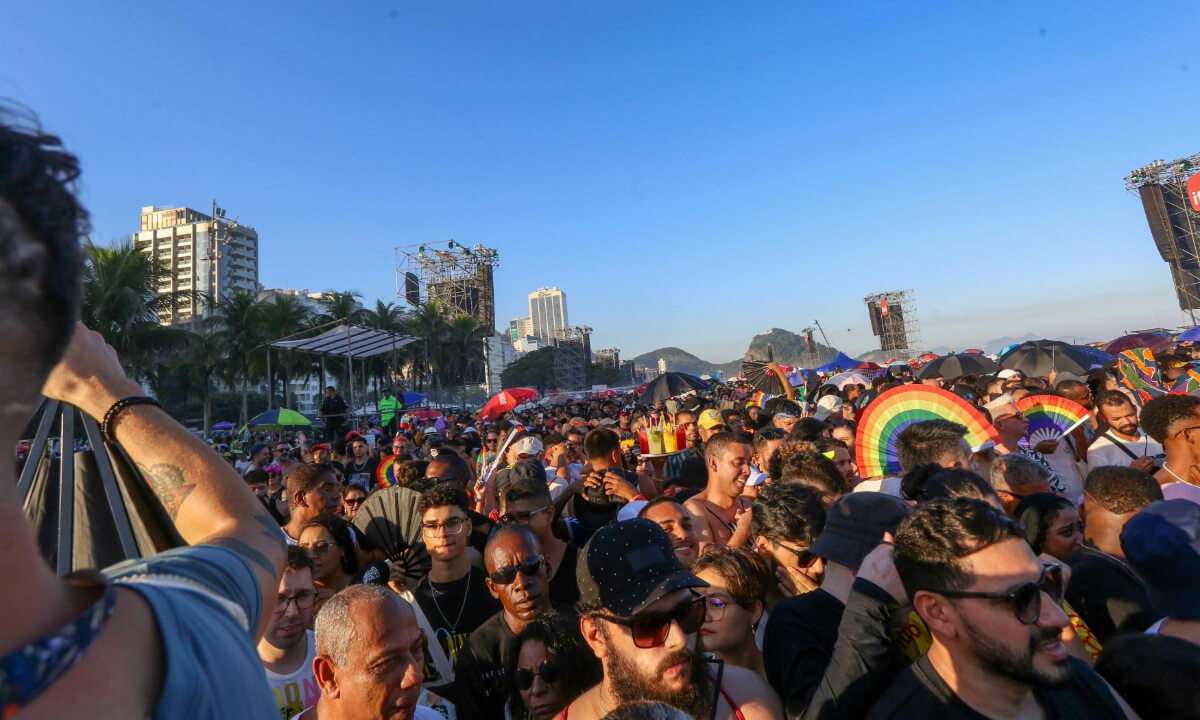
[511,435,544,457]
[813,395,844,422]
[249,442,269,457]
[1120,499,1200,621]
[997,369,1020,379]
[810,492,913,570]
[577,518,708,616]
[697,409,725,430]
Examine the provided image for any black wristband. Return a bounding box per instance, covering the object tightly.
[100,396,161,442]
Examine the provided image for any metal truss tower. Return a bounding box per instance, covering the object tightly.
[394,241,500,332]
[863,290,921,359]
[553,326,592,391]
[1125,153,1200,325]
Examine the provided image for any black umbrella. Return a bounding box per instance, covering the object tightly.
[998,341,1092,378]
[639,372,710,404]
[741,344,786,394]
[917,354,1001,380]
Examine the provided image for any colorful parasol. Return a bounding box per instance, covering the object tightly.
[1015,395,1091,445]
[1104,333,1174,357]
[1117,348,1167,404]
[855,385,1001,479]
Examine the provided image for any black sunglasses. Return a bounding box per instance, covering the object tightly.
[593,593,706,648]
[932,563,1064,625]
[488,555,546,585]
[772,539,818,568]
[513,661,560,691]
[756,428,786,440]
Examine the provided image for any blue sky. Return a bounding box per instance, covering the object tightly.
[3,2,1198,362]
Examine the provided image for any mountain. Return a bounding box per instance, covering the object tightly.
[628,328,841,378]
[742,328,838,367]
[628,347,734,378]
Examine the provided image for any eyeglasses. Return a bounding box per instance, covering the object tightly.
[513,661,560,691]
[1171,424,1200,438]
[593,594,706,648]
[931,563,1064,625]
[273,591,317,614]
[344,497,366,507]
[756,428,786,440]
[421,517,467,537]
[704,595,729,622]
[486,437,499,444]
[488,555,546,585]
[300,540,337,557]
[772,539,819,568]
[499,505,553,526]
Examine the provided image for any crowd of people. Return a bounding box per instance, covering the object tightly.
[6,111,1200,720]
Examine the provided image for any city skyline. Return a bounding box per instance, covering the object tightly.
[4,3,1199,361]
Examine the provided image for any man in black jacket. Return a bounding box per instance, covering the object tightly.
[764,492,912,719]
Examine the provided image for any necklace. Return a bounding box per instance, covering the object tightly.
[1163,464,1199,487]
[429,567,471,633]
[600,690,609,714]
[351,458,369,472]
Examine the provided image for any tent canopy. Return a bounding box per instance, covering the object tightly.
[814,352,860,373]
[267,322,419,359]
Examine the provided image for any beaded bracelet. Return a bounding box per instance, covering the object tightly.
[99,396,161,442]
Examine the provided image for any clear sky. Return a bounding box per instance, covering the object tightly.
[3,2,1198,362]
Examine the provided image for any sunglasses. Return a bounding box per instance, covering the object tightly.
[757,428,786,440]
[513,661,560,691]
[933,563,1064,625]
[488,555,545,585]
[772,539,819,568]
[594,594,706,648]
[344,497,366,507]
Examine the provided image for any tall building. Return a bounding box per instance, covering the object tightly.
[508,316,534,342]
[135,205,259,326]
[528,287,567,344]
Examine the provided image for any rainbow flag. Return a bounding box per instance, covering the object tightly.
[1015,395,1091,445]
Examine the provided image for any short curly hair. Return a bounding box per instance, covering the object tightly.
[1140,394,1200,444]
[0,107,87,371]
[893,498,1024,597]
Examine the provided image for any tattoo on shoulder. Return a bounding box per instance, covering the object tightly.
[136,462,197,521]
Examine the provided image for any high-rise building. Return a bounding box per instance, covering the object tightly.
[508,316,535,342]
[528,287,567,344]
[134,204,259,327]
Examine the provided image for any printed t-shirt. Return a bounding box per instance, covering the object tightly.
[265,631,319,719]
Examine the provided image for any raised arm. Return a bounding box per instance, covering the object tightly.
[41,324,285,628]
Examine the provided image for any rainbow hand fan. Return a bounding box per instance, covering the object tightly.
[1014,395,1092,445]
[376,454,399,489]
[856,385,1001,479]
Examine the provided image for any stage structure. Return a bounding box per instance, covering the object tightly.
[864,290,921,358]
[553,326,592,391]
[1125,153,1200,325]
[394,241,500,333]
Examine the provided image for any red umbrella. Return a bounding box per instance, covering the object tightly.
[918,352,939,362]
[478,387,539,422]
[964,348,984,355]
[1104,333,1174,356]
[854,361,883,371]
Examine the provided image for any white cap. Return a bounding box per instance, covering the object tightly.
[813,395,844,422]
[511,435,544,457]
[997,369,1020,379]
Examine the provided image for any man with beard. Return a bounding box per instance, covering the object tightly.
[1086,391,1164,472]
[567,519,782,719]
[868,498,1133,718]
[454,524,557,720]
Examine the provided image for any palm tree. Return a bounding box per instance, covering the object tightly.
[212,290,263,427]
[176,321,226,435]
[442,313,488,407]
[80,238,194,378]
[403,301,450,395]
[317,290,364,324]
[361,300,406,397]
[260,294,312,408]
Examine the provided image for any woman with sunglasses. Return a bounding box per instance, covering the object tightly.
[298,513,361,616]
[506,611,602,720]
[341,483,368,520]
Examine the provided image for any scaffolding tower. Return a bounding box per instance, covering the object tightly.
[1125,153,1200,325]
[553,326,592,390]
[394,241,500,332]
[864,290,921,359]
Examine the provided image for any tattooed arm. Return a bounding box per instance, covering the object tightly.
[41,324,286,635]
